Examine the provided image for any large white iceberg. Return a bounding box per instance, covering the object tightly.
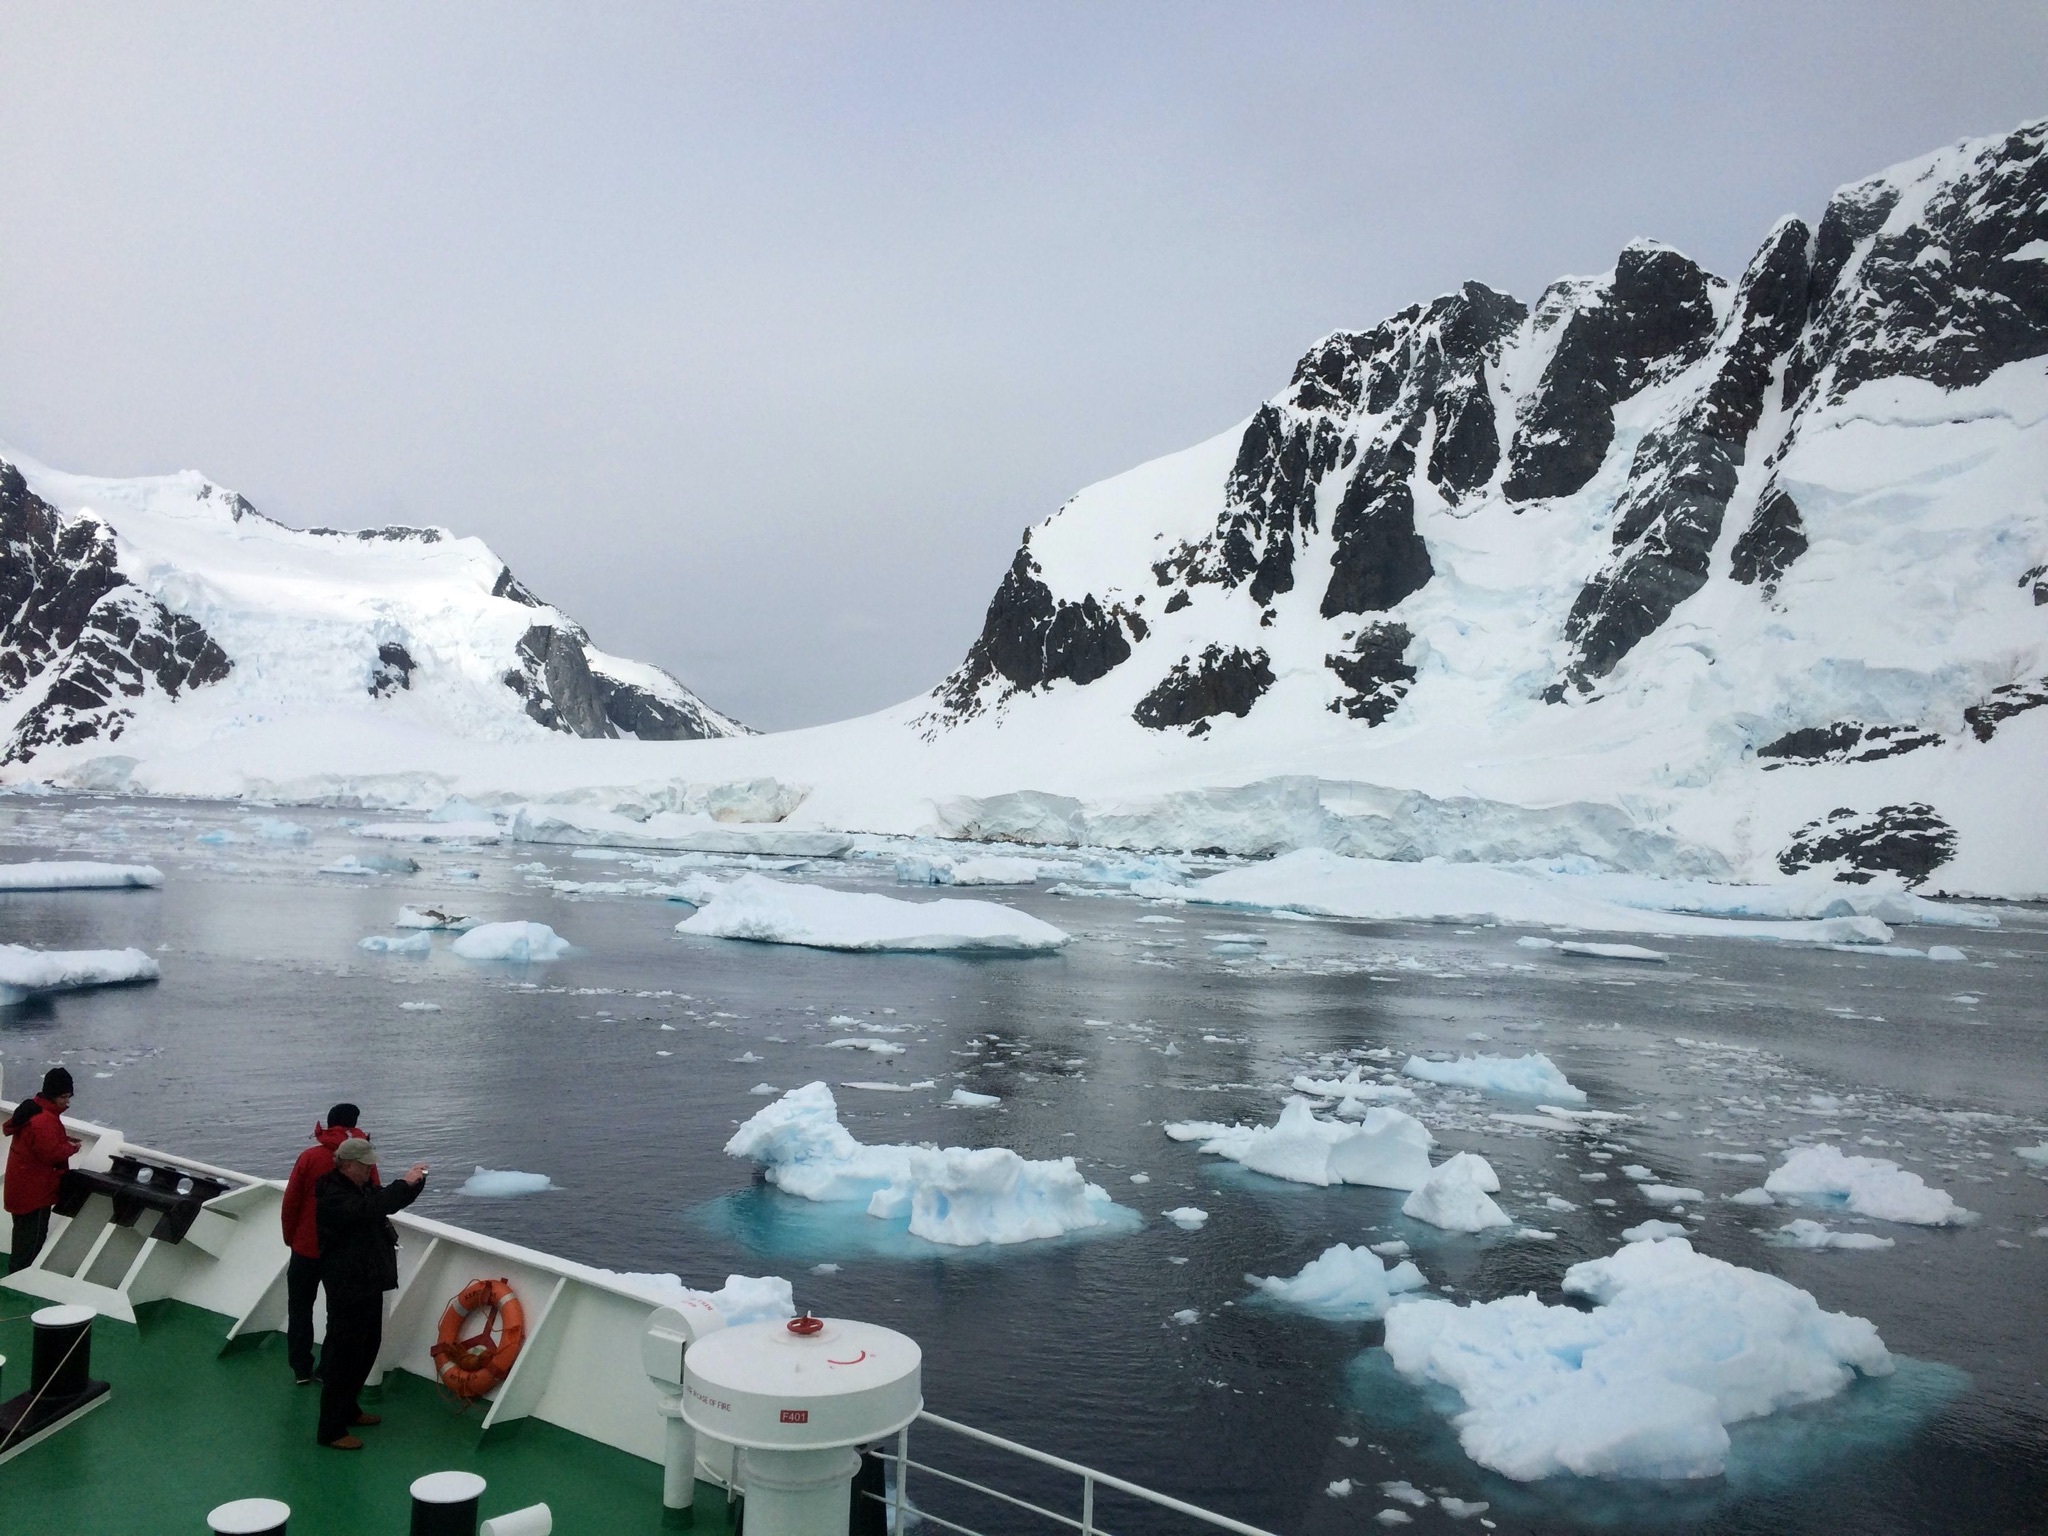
[1249,1242,1428,1320]
[1403,1052,1588,1105]
[1764,1145,1969,1226]
[451,921,572,963]
[0,944,161,1004]
[0,861,164,890]
[1381,1237,1894,1480]
[1175,849,1919,945]
[726,1082,1119,1246]
[1401,1153,1512,1232]
[1165,1097,1436,1190]
[676,874,1069,953]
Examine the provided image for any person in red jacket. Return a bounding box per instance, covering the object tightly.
[4,1067,81,1274]
[279,1103,374,1384]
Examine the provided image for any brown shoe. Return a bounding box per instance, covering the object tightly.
[324,1435,365,1450]
[352,1413,382,1427]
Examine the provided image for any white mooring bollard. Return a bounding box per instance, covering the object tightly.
[478,1504,552,1536]
[206,1498,290,1535]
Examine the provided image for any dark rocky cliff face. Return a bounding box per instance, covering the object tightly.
[0,461,234,764]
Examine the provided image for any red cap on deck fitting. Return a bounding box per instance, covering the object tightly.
[786,1313,824,1336]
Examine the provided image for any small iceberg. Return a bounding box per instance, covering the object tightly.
[676,874,1068,953]
[726,1082,1122,1247]
[1381,1237,1894,1480]
[1764,1144,1969,1225]
[948,1088,1001,1108]
[1403,1052,1588,1105]
[1165,1098,1436,1190]
[458,1168,558,1197]
[1162,1206,1209,1231]
[1249,1242,1427,1320]
[396,905,479,931]
[0,944,161,1005]
[452,921,571,963]
[1402,1153,1512,1232]
[358,932,432,955]
[0,861,164,890]
[1770,1218,1895,1251]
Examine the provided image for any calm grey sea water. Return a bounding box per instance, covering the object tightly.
[2,793,2045,1536]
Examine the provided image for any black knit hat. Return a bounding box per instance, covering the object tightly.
[327,1102,361,1129]
[41,1066,74,1098]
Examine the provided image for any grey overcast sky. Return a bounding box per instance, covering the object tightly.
[2,4,2044,729]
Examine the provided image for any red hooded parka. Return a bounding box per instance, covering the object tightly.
[4,1095,77,1215]
[280,1122,375,1258]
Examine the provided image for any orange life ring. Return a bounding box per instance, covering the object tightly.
[430,1277,525,1399]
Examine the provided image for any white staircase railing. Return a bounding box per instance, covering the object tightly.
[870,1410,1280,1536]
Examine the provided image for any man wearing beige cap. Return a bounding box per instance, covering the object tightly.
[313,1136,427,1449]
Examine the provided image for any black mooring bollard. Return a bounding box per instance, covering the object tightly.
[411,1471,487,1536]
[206,1497,290,1535]
[30,1305,95,1397]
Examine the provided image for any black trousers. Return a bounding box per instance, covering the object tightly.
[6,1207,52,1274]
[286,1253,324,1378]
[316,1292,384,1444]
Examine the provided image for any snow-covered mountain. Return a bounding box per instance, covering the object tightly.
[915,118,2048,893]
[2,119,2042,898]
[0,450,748,767]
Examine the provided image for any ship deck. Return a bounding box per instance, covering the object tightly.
[0,1296,740,1535]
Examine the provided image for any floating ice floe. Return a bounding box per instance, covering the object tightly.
[2016,1145,2048,1166]
[603,1270,795,1326]
[451,921,571,963]
[0,861,165,890]
[825,1038,905,1055]
[358,932,432,955]
[1165,1097,1435,1190]
[1292,1067,1417,1107]
[726,1082,1122,1246]
[458,1167,558,1197]
[1517,937,1669,963]
[396,905,478,931]
[896,853,1040,886]
[1402,1153,1512,1232]
[1163,1206,1209,1230]
[0,945,161,1004]
[1402,1052,1588,1105]
[1248,1242,1428,1320]
[1770,1219,1895,1251]
[251,818,311,842]
[1381,1237,1894,1480]
[1166,849,1978,944]
[948,1088,1001,1108]
[318,853,418,876]
[1621,1219,1690,1243]
[676,874,1069,953]
[1765,1144,1970,1225]
[358,820,502,843]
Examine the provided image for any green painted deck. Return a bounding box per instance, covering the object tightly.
[0,1296,738,1535]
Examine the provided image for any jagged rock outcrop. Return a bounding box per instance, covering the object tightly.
[1756,722,1942,767]
[930,543,1145,720]
[1778,803,1958,885]
[0,461,234,763]
[1132,645,1273,734]
[1325,622,1416,724]
[1501,242,1721,503]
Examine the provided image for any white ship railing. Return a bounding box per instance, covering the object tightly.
[871,1410,1280,1536]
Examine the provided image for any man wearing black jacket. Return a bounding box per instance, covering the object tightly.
[313,1136,427,1449]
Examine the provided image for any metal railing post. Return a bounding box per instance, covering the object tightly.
[1080,1474,1094,1536]
[895,1423,910,1532]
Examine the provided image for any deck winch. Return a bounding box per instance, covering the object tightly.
[680,1313,921,1536]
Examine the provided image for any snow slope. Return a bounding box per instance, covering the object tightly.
[3,119,2043,897]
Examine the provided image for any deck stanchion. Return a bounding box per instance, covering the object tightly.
[410,1471,488,1536]
[205,1498,290,1535]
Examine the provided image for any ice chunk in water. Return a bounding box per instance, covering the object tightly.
[1403,1053,1587,1104]
[1622,1220,1690,1243]
[1165,1098,1435,1190]
[678,874,1068,953]
[1401,1153,1512,1232]
[0,861,164,890]
[1248,1243,1428,1320]
[451,921,571,963]
[1771,1219,1895,1251]
[1381,1237,1893,1480]
[1163,1207,1209,1230]
[2014,1144,2048,1166]
[948,1088,1001,1108]
[396,905,478,931]
[1766,1144,1969,1225]
[0,944,160,1004]
[359,932,432,955]
[459,1168,557,1197]
[727,1082,1121,1247]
